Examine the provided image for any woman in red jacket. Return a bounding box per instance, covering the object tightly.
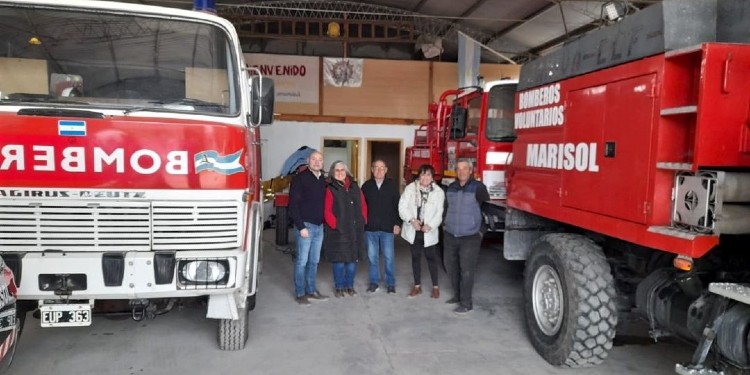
[324,161,368,297]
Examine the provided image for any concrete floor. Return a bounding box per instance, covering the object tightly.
[7,229,693,375]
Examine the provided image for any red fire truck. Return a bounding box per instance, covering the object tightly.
[403,80,517,228]
[0,0,273,350]
[505,0,750,371]
[409,0,750,372]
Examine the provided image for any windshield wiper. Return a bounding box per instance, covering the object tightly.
[0,93,88,105]
[123,98,226,114]
[153,98,226,108]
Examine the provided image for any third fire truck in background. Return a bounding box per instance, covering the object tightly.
[404,79,517,228]
[407,0,750,373]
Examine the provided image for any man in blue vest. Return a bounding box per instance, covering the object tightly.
[443,159,490,314]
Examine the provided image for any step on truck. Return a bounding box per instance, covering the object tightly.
[501,0,750,372]
[0,0,274,350]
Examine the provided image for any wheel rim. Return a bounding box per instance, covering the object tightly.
[532,264,564,336]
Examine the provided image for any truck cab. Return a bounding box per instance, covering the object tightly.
[0,0,273,351]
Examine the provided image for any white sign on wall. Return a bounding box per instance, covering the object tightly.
[244,53,319,104]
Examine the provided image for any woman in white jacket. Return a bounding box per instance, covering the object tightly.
[399,164,445,299]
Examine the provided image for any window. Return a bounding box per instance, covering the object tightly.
[485,84,517,141]
[466,94,482,136]
[0,5,239,115]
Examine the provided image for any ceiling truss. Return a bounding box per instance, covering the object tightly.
[220,1,493,48]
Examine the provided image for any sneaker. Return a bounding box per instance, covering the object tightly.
[387,286,396,294]
[307,290,329,301]
[346,288,358,297]
[453,306,472,315]
[366,284,379,293]
[407,285,422,298]
[431,286,440,299]
[335,289,345,298]
[295,295,311,306]
[446,297,460,305]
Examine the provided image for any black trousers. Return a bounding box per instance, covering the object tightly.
[443,231,482,309]
[410,231,439,287]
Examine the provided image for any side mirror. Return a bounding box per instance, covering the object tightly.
[449,105,467,139]
[249,76,274,126]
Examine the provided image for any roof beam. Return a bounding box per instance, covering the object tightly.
[459,0,491,18]
[483,2,556,44]
[411,0,429,12]
[515,21,599,63]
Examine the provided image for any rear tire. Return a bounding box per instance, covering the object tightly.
[275,206,289,246]
[218,307,249,351]
[524,233,617,367]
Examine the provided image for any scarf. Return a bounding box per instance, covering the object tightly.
[415,181,433,221]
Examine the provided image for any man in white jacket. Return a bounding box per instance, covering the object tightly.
[398,164,445,299]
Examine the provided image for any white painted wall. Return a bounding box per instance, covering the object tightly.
[259,120,416,182]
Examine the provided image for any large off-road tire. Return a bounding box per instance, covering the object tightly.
[523,233,617,367]
[218,307,249,351]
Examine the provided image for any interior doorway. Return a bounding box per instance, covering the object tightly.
[365,139,403,190]
[322,138,360,181]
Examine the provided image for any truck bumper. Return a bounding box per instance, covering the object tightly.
[5,250,249,301]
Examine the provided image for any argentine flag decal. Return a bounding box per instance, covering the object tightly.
[58,120,86,136]
[194,150,244,175]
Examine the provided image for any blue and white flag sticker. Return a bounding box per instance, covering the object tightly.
[58,120,86,136]
[194,150,244,175]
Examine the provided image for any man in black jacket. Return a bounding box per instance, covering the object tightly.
[361,160,401,294]
[289,151,329,305]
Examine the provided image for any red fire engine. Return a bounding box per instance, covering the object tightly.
[408,0,750,372]
[0,0,274,351]
[404,80,517,227]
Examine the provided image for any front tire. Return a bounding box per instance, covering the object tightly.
[523,233,617,367]
[218,307,249,351]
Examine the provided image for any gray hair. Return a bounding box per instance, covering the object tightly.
[328,160,350,177]
[455,158,474,171]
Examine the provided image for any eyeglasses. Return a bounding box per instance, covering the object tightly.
[373,166,386,170]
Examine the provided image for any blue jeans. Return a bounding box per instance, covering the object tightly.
[366,231,395,287]
[331,262,356,289]
[293,222,324,297]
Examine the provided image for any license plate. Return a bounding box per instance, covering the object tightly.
[40,304,91,327]
[0,309,15,332]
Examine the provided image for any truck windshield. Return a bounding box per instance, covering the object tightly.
[0,5,239,115]
[485,84,516,141]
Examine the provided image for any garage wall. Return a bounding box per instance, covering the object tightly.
[322,59,430,119]
[246,53,520,120]
[259,120,416,182]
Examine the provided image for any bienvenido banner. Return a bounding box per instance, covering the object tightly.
[244,53,320,104]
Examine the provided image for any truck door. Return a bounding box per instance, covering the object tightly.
[562,74,657,224]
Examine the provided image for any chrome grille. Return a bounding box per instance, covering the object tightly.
[0,201,151,251]
[0,200,241,251]
[152,201,240,250]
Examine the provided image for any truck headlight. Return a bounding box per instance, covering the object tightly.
[178,259,229,285]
